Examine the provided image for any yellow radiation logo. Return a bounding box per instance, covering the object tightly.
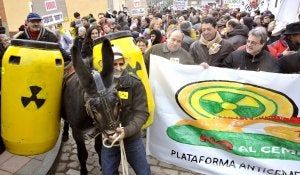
[176,80,298,119]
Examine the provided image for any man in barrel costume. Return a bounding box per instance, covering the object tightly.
[14,12,71,61]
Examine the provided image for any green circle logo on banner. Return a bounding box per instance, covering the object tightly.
[176,80,298,119]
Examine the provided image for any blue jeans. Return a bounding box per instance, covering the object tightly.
[101,138,151,175]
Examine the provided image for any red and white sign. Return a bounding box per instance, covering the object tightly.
[45,0,57,11]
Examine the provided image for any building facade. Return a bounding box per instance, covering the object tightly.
[0,0,109,36]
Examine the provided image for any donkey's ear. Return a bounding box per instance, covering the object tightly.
[71,40,80,61]
[71,38,98,96]
[101,38,114,88]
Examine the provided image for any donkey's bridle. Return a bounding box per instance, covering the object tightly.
[85,70,120,135]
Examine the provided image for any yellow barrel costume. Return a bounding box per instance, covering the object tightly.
[1,39,64,155]
[93,31,154,128]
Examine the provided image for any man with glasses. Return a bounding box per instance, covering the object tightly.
[223,27,279,72]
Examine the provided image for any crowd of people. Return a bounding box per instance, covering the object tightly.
[1,7,300,73]
[0,5,300,175]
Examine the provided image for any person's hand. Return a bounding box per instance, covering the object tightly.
[268,21,276,32]
[282,48,296,56]
[200,62,209,69]
[109,127,125,142]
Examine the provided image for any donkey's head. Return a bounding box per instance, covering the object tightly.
[72,38,120,136]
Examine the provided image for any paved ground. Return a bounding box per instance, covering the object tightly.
[0,124,203,175]
[51,129,202,175]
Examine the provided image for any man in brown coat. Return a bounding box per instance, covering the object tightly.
[189,16,234,67]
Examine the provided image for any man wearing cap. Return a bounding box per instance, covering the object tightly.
[101,46,151,175]
[14,12,71,61]
[14,12,57,42]
[268,21,300,59]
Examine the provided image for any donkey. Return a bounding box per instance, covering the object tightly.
[61,38,120,174]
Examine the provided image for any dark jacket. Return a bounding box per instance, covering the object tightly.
[115,71,149,143]
[242,17,254,30]
[15,27,57,42]
[225,25,249,50]
[190,39,234,67]
[223,48,280,73]
[278,51,300,73]
[15,27,71,62]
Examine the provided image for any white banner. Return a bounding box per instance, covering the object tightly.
[147,55,300,175]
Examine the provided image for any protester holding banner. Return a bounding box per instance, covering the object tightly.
[144,29,195,73]
[223,26,279,72]
[101,46,151,175]
[189,16,234,67]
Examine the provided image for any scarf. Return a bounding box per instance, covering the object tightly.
[200,32,222,55]
[24,27,45,40]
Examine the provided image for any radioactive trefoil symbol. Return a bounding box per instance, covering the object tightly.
[126,62,142,75]
[21,86,45,108]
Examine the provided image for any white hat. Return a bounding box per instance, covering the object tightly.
[112,46,124,60]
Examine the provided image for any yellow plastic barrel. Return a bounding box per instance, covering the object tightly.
[1,39,64,155]
[93,31,155,128]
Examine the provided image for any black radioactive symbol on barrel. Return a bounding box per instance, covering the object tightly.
[21,86,45,109]
[126,61,142,75]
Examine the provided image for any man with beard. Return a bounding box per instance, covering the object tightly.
[189,16,234,67]
[144,29,195,73]
[14,12,70,61]
[101,46,151,175]
[223,27,279,72]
